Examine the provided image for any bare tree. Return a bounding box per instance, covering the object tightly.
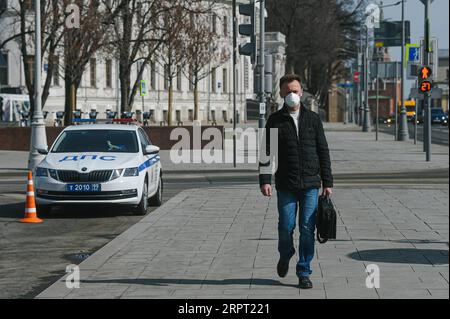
[2,0,65,118]
[183,9,230,121]
[62,0,122,125]
[266,0,365,114]
[105,0,176,114]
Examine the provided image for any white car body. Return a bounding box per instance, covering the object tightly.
[34,124,162,210]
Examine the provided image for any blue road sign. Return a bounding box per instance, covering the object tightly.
[409,47,420,63]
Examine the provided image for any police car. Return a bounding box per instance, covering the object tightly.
[34,123,163,215]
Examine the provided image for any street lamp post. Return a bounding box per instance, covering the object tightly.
[362,25,371,132]
[258,0,266,129]
[28,0,48,171]
[398,0,409,141]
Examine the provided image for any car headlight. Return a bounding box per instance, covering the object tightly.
[387,119,391,123]
[35,167,48,177]
[48,169,58,180]
[123,167,139,177]
[110,169,124,181]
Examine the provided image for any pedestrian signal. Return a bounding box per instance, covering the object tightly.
[418,66,432,94]
[419,81,432,93]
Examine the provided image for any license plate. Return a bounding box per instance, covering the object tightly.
[66,183,102,192]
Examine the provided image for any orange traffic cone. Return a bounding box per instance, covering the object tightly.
[20,171,43,223]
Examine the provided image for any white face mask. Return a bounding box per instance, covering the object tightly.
[285,92,301,108]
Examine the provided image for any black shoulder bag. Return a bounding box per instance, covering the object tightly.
[316,195,337,244]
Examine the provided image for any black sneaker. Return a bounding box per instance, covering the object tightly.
[298,276,313,289]
[277,259,289,278]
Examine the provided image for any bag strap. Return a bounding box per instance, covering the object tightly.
[316,232,328,244]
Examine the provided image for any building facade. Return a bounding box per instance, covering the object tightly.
[1,0,284,125]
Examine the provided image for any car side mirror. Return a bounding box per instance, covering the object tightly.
[37,148,49,155]
[144,145,160,155]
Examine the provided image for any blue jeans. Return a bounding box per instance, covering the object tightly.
[276,188,319,277]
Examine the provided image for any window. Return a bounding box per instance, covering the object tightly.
[51,55,60,86]
[189,12,195,27]
[90,58,96,87]
[105,59,112,88]
[164,64,169,90]
[177,66,182,91]
[222,68,227,93]
[212,14,217,34]
[0,0,8,11]
[136,60,143,81]
[223,16,228,36]
[211,68,216,93]
[188,109,193,121]
[150,61,156,89]
[188,65,194,91]
[52,130,139,153]
[25,55,35,85]
[138,128,151,152]
[0,52,8,86]
[24,0,34,11]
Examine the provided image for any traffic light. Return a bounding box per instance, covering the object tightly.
[418,66,432,93]
[238,3,256,65]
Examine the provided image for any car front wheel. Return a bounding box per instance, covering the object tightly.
[133,181,148,216]
[149,176,163,207]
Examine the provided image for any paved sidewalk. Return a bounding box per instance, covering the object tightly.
[37,183,448,299]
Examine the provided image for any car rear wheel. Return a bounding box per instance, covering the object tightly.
[133,181,148,216]
[149,175,162,207]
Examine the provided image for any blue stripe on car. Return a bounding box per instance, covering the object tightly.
[138,155,160,172]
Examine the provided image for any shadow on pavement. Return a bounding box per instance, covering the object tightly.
[347,248,448,265]
[81,278,298,288]
[0,201,142,219]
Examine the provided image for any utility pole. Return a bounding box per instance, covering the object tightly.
[394,62,398,140]
[232,0,237,167]
[375,61,379,140]
[258,0,266,129]
[359,32,364,127]
[398,0,409,141]
[28,0,48,171]
[423,0,432,161]
[362,26,371,132]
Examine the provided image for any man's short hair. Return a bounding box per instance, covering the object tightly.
[279,74,302,89]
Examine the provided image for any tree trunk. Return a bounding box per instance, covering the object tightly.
[168,80,173,126]
[120,63,131,113]
[194,82,199,121]
[64,80,77,126]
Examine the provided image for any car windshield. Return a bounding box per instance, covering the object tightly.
[431,109,444,115]
[52,130,139,153]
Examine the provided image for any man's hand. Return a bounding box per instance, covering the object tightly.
[260,184,272,197]
[322,187,333,197]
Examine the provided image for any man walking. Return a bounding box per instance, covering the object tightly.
[259,74,333,289]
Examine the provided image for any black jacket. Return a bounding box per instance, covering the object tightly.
[259,104,333,191]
